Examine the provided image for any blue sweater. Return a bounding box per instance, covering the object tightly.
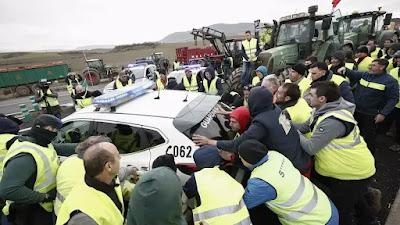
[345,70,399,116]
[243,155,277,209]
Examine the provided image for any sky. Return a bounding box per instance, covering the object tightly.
[0,0,399,52]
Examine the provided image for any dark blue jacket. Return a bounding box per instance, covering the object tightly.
[323,71,355,103]
[345,70,399,116]
[217,87,310,172]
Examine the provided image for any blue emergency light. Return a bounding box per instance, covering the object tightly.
[179,64,202,71]
[93,80,155,108]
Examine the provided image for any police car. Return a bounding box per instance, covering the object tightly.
[53,80,230,180]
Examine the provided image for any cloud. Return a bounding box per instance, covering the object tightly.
[1,0,399,51]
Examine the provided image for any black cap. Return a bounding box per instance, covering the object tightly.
[193,145,221,170]
[291,63,307,76]
[238,139,268,165]
[356,45,369,54]
[0,117,19,134]
[33,114,62,130]
[152,154,177,172]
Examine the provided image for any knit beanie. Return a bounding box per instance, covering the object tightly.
[291,63,307,76]
[33,114,62,129]
[238,139,268,165]
[255,66,268,77]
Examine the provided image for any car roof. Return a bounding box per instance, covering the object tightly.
[72,90,207,119]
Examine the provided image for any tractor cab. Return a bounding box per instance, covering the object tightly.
[336,11,392,48]
[258,5,338,74]
[86,59,105,72]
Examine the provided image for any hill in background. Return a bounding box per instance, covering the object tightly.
[160,23,253,43]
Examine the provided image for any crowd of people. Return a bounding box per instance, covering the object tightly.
[0,31,399,225]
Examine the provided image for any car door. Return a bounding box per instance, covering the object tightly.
[90,120,154,172]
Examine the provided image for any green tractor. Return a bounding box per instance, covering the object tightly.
[258,5,340,75]
[82,58,119,85]
[335,11,393,49]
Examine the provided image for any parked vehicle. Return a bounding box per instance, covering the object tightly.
[0,61,69,97]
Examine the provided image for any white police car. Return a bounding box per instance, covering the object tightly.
[53,80,230,179]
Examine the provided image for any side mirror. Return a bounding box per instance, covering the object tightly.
[383,13,392,26]
[322,18,332,30]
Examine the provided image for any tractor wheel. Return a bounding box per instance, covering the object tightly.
[15,85,31,97]
[226,68,243,95]
[83,70,101,85]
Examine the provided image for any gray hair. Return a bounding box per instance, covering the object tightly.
[261,74,280,87]
[75,136,112,158]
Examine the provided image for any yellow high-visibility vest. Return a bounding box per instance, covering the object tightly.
[311,109,376,180]
[75,91,92,111]
[370,47,382,59]
[242,38,258,62]
[389,67,400,108]
[38,89,59,108]
[251,151,333,225]
[203,77,219,95]
[252,76,261,86]
[1,140,59,214]
[285,98,312,125]
[386,58,394,72]
[193,167,251,225]
[355,57,373,72]
[0,134,15,178]
[115,78,133,89]
[297,77,312,97]
[54,156,85,216]
[183,75,198,91]
[156,78,165,90]
[56,180,124,225]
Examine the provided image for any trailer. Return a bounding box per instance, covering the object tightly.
[0,61,69,97]
[176,46,218,65]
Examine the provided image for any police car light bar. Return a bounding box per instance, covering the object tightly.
[93,80,155,108]
[179,64,202,71]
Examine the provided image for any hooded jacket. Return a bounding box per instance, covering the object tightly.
[127,167,186,225]
[229,107,250,134]
[217,87,310,172]
[198,67,224,95]
[299,98,357,155]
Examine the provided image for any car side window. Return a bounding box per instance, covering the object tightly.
[56,121,91,143]
[92,122,165,154]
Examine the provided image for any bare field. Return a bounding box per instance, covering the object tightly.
[0,42,199,72]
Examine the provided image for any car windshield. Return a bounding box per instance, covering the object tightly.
[339,16,372,34]
[277,19,310,46]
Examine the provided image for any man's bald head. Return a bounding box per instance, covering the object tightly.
[83,142,119,177]
[75,85,85,94]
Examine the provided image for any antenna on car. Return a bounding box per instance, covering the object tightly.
[183,90,189,102]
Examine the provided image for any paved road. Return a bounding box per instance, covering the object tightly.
[0,83,109,115]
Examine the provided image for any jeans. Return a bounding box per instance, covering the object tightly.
[241,61,255,87]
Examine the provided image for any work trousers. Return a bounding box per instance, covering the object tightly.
[4,203,53,225]
[378,108,400,144]
[312,171,372,225]
[354,111,377,154]
[241,61,255,87]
